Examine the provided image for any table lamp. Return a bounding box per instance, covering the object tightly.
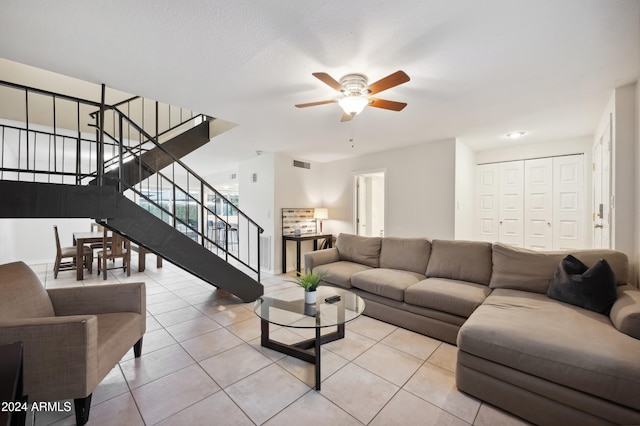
[313,208,328,233]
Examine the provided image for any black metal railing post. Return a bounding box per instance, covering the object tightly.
[76,102,81,185]
[118,114,124,193]
[97,84,106,186]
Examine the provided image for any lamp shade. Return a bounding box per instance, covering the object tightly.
[313,208,328,220]
[338,96,368,116]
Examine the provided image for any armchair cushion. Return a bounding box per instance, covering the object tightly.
[96,312,143,378]
[0,261,55,319]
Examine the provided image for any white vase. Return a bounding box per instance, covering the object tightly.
[304,290,317,304]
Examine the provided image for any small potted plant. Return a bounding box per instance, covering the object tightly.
[293,270,326,304]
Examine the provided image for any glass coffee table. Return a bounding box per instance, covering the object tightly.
[254,286,365,390]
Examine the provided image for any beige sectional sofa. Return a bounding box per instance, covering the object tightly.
[304,233,640,425]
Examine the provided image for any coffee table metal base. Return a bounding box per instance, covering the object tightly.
[260,319,345,390]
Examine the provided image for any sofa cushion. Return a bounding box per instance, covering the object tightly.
[313,261,372,289]
[0,261,55,319]
[351,269,425,302]
[490,244,629,294]
[458,288,640,411]
[426,240,493,285]
[405,278,491,318]
[96,312,144,378]
[379,237,431,274]
[571,249,628,285]
[335,233,382,268]
[610,285,640,339]
[547,255,617,315]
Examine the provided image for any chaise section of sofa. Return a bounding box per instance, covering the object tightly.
[457,243,640,425]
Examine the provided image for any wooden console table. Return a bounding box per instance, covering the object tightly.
[282,233,332,273]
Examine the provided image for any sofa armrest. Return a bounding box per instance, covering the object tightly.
[0,315,98,400]
[610,284,640,339]
[48,282,146,316]
[304,248,340,273]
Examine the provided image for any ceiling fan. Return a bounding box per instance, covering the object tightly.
[295,70,410,122]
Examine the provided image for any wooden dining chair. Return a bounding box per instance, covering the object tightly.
[53,226,93,279]
[97,228,131,280]
[89,223,109,253]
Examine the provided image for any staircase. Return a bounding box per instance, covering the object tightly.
[0,81,263,302]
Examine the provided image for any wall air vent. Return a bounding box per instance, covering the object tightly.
[230,173,237,180]
[251,173,258,183]
[293,160,311,169]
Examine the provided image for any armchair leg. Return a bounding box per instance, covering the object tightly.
[134,337,143,358]
[74,394,92,426]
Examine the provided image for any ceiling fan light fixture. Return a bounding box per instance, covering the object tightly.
[338,95,369,116]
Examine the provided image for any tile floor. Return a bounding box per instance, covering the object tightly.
[27,256,531,426]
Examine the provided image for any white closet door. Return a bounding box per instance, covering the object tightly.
[476,164,499,242]
[499,161,524,247]
[524,158,553,250]
[553,154,584,249]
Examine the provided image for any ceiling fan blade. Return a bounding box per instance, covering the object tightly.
[312,72,343,92]
[366,71,410,95]
[295,100,337,108]
[340,112,354,122]
[368,98,407,111]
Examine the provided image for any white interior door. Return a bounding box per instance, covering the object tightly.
[553,154,584,249]
[499,161,524,247]
[355,171,385,237]
[593,118,612,249]
[524,158,553,250]
[476,164,499,242]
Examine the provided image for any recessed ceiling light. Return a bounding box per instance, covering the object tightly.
[506,132,526,139]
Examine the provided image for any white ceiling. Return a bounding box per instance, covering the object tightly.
[0,0,638,176]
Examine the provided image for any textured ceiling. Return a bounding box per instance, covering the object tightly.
[0,0,638,176]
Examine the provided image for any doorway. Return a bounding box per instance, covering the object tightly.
[592,115,612,249]
[354,170,385,237]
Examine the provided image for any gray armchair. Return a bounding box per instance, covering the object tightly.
[0,261,146,425]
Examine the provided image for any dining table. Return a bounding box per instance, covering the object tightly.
[73,231,107,281]
[73,231,163,280]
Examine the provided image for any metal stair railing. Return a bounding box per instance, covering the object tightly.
[96,107,263,280]
[0,79,263,282]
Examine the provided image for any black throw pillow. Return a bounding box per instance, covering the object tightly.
[547,255,617,315]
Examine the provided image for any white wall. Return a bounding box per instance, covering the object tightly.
[238,152,325,274]
[238,153,275,271]
[608,83,637,285]
[321,138,457,240]
[475,136,592,165]
[274,153,324,273]
[0,218,92,265]
[454,140,476,240]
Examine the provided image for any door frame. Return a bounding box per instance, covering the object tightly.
[353,168,386,237]
[592,114,612,249]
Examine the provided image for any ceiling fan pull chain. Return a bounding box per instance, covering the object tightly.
[349,119,356,148]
